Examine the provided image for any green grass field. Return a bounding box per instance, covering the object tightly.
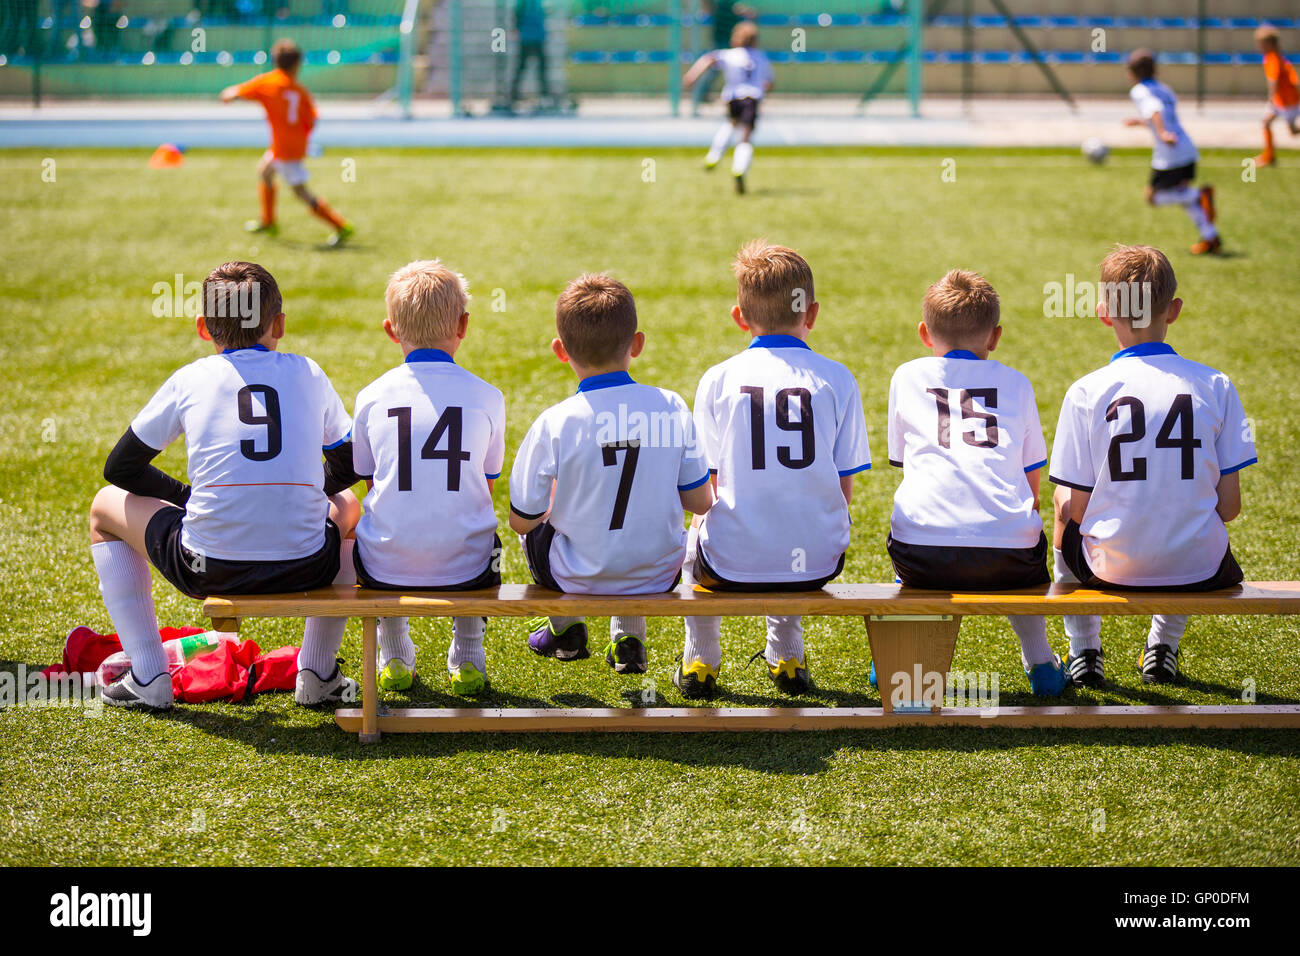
[1,146,1298,866]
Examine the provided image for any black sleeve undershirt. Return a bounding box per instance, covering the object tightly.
[323,440,368,496]
[103,428,191,507]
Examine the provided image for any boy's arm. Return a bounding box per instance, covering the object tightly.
[840,474,853,505]
[683,52,718,88]
[220,75,261,103]
[508,480,551,534]
[1027,468,1041,504]
[1148,109,1179,145]
[103,428,190,507]
[680,480,714,515]
[1215,472,1241,522]
[323,441,365,496]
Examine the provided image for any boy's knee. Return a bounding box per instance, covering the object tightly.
[88,485,121,541]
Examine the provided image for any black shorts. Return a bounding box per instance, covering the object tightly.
[887,532,1050,591]
[354,535,503,591]
[1150,162,1196,190]
[523,521,681,593]
[1061,519,1243,592]
[727,96,759,128]
[144,504,342,600]
[692,540,845,593]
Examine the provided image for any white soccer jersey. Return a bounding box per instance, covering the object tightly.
[130,345,352,561]
[510,372,709,594]
[714,46,774,102]
[351,350,506,587]
[1049,342,1257,587]
[694,335,871,583]
[888,351,1047,549]
[1130,79,1198,170]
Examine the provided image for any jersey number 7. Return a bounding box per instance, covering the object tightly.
[388,405,472,491]
[601,440,640,531]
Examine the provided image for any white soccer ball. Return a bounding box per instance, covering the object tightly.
[1082,138,1109,164]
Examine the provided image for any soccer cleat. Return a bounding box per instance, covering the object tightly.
[604,634,648,674]
[100,670,174,710]
[765,656,814,696]
[1025,655,1071,697]
[377,658,414,692]
[244,220,279,237]
[733,172,746,195]
[673,657,719,700]
[326,224,354,248]
[1140,643,1180,684]
[449,662,487,696]
[704,157,720,171]
[1190,236,1222,255]
[1252,152,1275,167]
[527,618,590,661]
[295,660,358,706]
[1198,185,1216,223]
[1066,648,1106,688]
[868,658,877,689]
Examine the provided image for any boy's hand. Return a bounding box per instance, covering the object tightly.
[1122,117,1144,127]
[219,86,240,103]
[1159,130,1178,145]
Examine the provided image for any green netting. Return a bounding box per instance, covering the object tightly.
[0,1,405,99]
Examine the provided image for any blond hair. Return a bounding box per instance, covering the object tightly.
[1099,244,1177,324]
[731,21,759,48]
[555,273,638,367]
[1255,24,1281,50]
[732,240,814,333]
[385,259,470,348]
[922,269,1000,343]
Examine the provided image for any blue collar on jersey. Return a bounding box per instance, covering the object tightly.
[1111,341,1176,363]
[748,334,811,351]
[577,370,635,392]
[221,343,270,354]
[405,348,455,364]
[943,349,981,360]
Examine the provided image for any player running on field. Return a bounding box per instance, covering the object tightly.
[1122,48,1220,255]
[1253,24,1299,167]
[220,39,353,247]
[683,21,774,195]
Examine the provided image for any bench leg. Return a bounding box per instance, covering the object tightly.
[210,617,239,635]
[865,615,962,714]
[359,616,380,744]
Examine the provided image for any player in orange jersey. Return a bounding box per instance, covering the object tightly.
[1254,24,1299,167]
[220,39,353,246]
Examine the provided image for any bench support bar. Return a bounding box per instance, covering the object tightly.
[865,614,961,713]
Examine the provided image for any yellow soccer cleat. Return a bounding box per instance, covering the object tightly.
[449,661,487,696]
[378,658,414,692]
[673,657,719,700]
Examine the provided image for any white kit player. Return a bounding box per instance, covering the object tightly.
[1050,246,1256,687]
[683,20,774,193]
[88,262,362,710]
[884,269,1067,697]
[678,242,871,699]
[509,275,713,675]
[1123,48,1221,254]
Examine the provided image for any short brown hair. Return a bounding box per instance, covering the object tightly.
[385,259,470,348]
[732,240,814,333]
[731,21,759,48]
[1127,48,1156,81]
[202,261,282,349]
[555,274,638,367]
[273,39,302,73]
[1255,24,1281,50]
[922,269,1000,343]
[1099,244,1177,324]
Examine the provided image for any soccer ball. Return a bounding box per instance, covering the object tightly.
[1081,138,1109,164]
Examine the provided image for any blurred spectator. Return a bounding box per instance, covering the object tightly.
[510,0,550,107]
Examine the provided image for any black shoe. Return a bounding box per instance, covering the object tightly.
[605,635,648,674]
[527,619,590,661]
[1066,648,1106,688]
[1140,643,1180,684]
[733,173,746,195]
[752,650,814,696]
[673,657,719,700]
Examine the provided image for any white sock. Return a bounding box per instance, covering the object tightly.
[611,616,646,640]
[91,540,167,683]
[706,122,734,164]
[378,617,414,669]
[681,535,722,669]
[449,616,487,673]
[1009,615,1055,669]
[298,538,356,678]
[548,616,582,635]
[1183,201,1218,239]
[1148,614,1187,652]
[1054,547,1101,655]
[732,140,754,176]
[764,614,803,665]
[1151,185,1199,206]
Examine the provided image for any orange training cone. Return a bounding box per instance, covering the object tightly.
[148,143,186,169]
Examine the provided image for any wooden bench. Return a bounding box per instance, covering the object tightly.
[203,582,1300,741]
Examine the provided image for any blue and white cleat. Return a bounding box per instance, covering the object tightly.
[1026,655,1071,697]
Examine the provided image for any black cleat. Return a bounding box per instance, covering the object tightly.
[673,657,719,700]
[1066,648,1106,688]
[605,635,648,674]
[733,172,745,194]
[1140,643,1180,684]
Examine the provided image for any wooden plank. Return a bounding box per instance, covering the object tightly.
[865,615,961,713]
[205,581,1300,620]
[359,617,379,744]
[334,704,1300,733]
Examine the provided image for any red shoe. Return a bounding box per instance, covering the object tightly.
[1198,185,1216,223]
[1252,152,1276,167]
[1190,236,1222,255]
